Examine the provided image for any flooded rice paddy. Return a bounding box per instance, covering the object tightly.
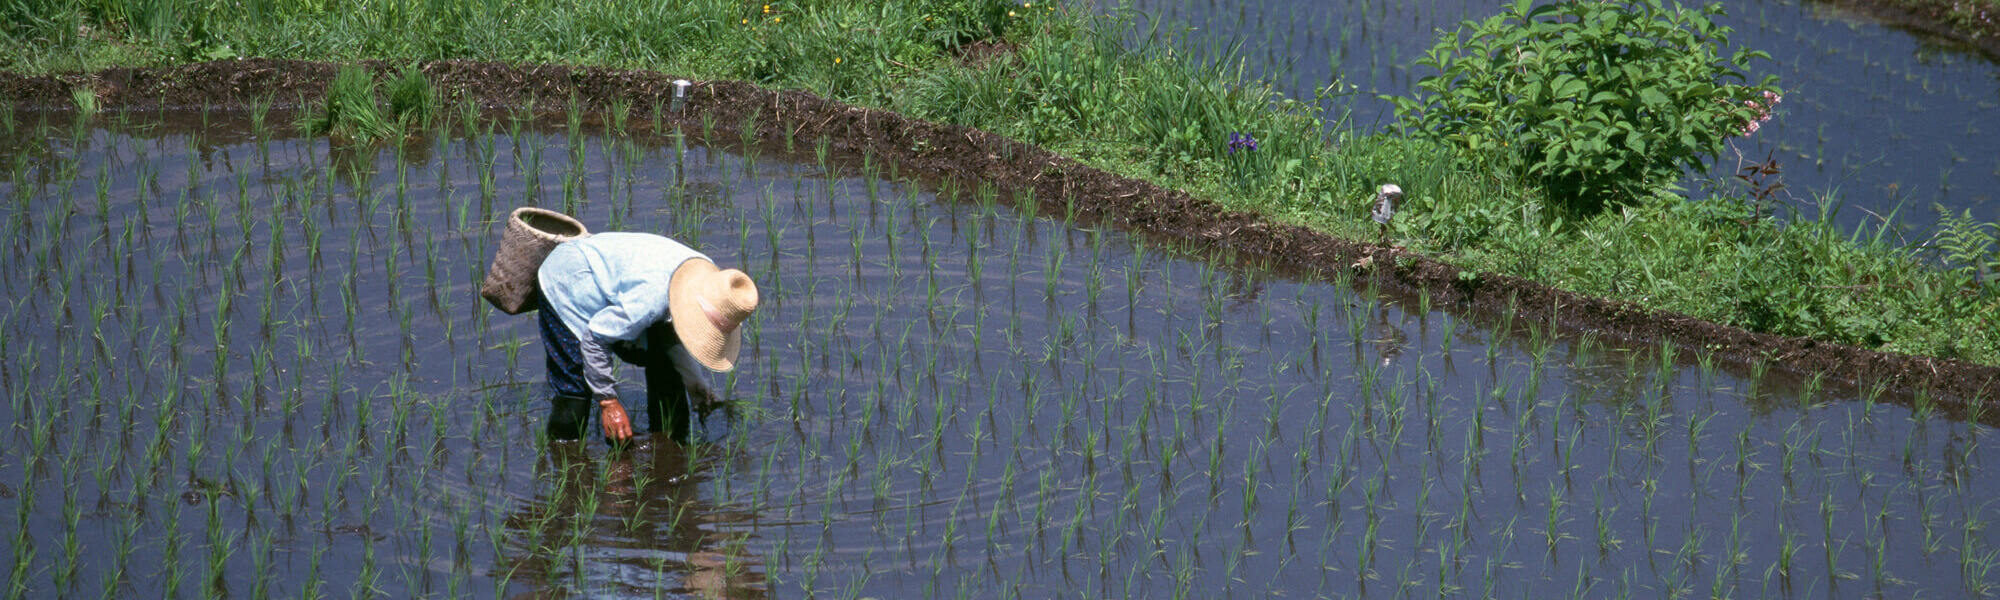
[2,110,1998,599]
[1128,0,2000,234]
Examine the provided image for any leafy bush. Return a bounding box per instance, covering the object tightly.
[1390,0,1780,218]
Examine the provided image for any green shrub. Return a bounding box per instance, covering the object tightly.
[1390,0,1780,218]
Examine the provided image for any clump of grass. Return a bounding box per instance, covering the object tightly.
[387,65,437,130]
[70,86,98,120]
[299,65,396,143]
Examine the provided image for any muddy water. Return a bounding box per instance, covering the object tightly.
[1,112,1996,599]
[1126,0,2000,235]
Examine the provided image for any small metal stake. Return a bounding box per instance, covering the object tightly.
[671,79,691,114]
[1374,183,1401,243]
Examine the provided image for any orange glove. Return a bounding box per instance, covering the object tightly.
[600,398,633,442]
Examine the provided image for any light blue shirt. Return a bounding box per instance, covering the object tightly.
[538,232,709,399]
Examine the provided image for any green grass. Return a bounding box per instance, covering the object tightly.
[1,0,1994,366]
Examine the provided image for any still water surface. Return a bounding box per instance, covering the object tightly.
[0,113,1993,598]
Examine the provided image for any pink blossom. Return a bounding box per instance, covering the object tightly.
[1735,91,1780,138]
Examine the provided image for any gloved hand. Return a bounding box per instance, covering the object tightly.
[669,344,723,412]
[600,398,633,443]
[687,378,722,413]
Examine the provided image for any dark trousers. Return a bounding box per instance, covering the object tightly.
[538,295,692,443]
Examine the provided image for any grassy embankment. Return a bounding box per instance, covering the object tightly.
[1857,0,2000,47]
[2,0,1994,367]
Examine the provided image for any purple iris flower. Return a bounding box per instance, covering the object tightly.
[1228,132,1258,154]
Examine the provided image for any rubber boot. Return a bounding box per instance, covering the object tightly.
[546,395,592,442]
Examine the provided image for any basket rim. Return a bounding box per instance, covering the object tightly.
[509,207,589,241]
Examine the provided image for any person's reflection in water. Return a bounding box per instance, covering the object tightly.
[499,431,767,599]
[1370,304,1409,367]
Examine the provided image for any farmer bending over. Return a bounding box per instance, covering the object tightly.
[536,232,759,444]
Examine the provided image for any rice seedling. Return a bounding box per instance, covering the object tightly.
[301,65,396,143]
[69,86,99,123]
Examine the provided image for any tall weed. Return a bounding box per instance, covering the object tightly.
[1931,207,2000,289]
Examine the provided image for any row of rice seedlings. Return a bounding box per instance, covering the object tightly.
[735,126,2000,596]
[0,109,572,598]
[744,135,1272,596]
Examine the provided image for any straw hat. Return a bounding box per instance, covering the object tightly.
[668,259,759,372]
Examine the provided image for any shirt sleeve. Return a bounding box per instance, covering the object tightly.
[580,333,619,400]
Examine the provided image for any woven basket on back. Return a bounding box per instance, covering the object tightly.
[480,207,590,314]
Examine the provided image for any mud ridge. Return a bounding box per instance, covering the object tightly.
[3,59,1994,410]
[1810,0,2000,63]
